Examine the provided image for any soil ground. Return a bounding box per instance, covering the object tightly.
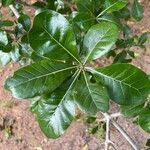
[0,1,150,150]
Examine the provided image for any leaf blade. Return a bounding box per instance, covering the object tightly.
[89,64,150,105]
[5,60,76,99]
[32,71,81,138]
[74,71,109,115]
[29,10,80,63]
[83,22,118,63]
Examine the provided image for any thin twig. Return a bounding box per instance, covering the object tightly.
[103,113,110,150]
[103,113,117,150]
[100,113,139,150]
[9,4,20,18]
[111,119,140,150]
[98,112,122,122]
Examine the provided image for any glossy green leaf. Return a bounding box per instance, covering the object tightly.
[10,46,21,62]
[104,0,128,13]
[90,64,150,105]
[29,10,79,63]
[32,1,47,9]
[113,51,128,63]
[0,30,8,46]
[114,7,131,20]
[72,12,96,32]
[138,32,148,45]
[148,75,150,81]
[74,72,109,115]
[32,73,80,138]
[1,0,14,6]
[18,14,31,32]
[35,95,75,138]
[0,20,14,27]
[0,51,11,66]
[139,108,150,133]
[5,60,76,99]
[77,0,95,15]
[132,0,144,21]
[98,14,121,26]
[83,22,118,63]
[97,0,128,17]
[146,139,150,147]
[123,24,131,38]
[121,103,145,118]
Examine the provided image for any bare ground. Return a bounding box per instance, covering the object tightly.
[0,1,150,150]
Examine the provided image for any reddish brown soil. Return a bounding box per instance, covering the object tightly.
[0,1,150,150]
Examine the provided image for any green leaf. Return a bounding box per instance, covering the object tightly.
[35,94,75,138]
[139,108,150,133]
[29,10,79,63]
[104,0,128,13]
[72,12,96,32]
[0,20,14,28]
[138,32,148,45]
[0,51,11,66]
[146,139,150,147]
[32,72,80,138]
[97,0,128,17]
[98,14,121,26]
[83,22,118,63]
[77,0,95,15]
[123,24,131,38]
[5,60,76,99]
[10,46,21,62]
[74,71,109,115]
[76,0,102,15]
[86,116,96,124]
[114,7,131,20]
[132,0,144,21]
[121,103,145,118]
[113,51,128,63]
[89,64,150,105]
[1,0,14,6]
[32,1,47,9]
[18,14,31,32]
[0,30,8,46]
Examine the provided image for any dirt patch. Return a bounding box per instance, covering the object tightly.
[0,1,150,150]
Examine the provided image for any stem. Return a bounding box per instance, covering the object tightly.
[100,113,139,150]
[98,112,122,122]
[9,5,20,18]
[103,113,110,150]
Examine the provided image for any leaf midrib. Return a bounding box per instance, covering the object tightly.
[11,66,77,88]
[42,27,81,64]
[83,27,112,64]
[87,67,142,96]
[47,69,81,128]
[82,71,101,110]
[83,71,104,109]
[97,0,127,18]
